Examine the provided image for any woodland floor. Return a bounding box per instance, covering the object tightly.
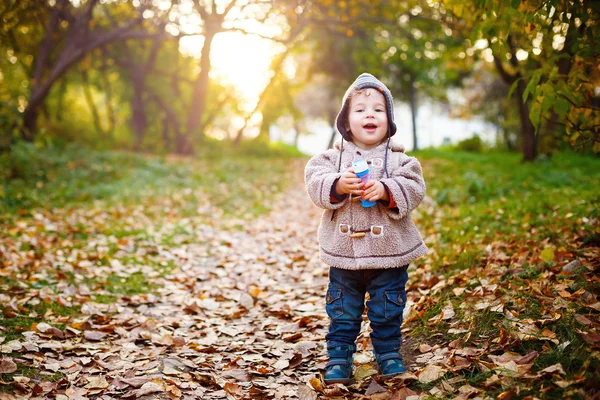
[1,153,599,399]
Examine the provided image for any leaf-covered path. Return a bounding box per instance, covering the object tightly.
[1,162,428,399]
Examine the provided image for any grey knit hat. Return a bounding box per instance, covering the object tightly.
[335,73,397,141]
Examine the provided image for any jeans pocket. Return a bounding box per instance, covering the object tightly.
[325,287,344,319]
[384,291,406,320]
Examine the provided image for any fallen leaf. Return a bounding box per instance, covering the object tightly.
[391,387,418,400]
[353,364,378,381]
[419,344,432,353]
[84,376,110,390]
[365,379,387,395]
[222,368,250,382]
[418,365,446,383]
[0,357,17,374]
[135,381,164,397]
[297,384,318,400]
[541,248,554,262]
[84,331,107,341]
[223,382,243,396]
[539,363,565,376]
[574,314,592,326]
[308,377,324,393]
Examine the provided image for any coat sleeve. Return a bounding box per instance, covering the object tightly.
[304,150,348,210]
[380,153,426,219]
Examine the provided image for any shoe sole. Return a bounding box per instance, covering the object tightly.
[323,378,352,385]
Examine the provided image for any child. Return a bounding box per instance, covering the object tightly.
[304,73,428,384]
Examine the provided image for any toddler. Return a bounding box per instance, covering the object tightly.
[304,73,428,384]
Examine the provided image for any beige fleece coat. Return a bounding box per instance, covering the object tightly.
[304,140,428,270]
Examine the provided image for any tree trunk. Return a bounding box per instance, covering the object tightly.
[492,45,537,162]
[185,28,218,147]
[22,0,66,141]
[130,74,147,150]
[81,69,104,135]
[100,55,116,133]
[409,74,418,151]
[55,78,67,121]
[516,79,537,161]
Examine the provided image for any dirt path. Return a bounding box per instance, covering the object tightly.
[131,166,424,399]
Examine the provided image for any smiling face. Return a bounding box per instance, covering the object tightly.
[346,89,388,150]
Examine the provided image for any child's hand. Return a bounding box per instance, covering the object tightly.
[362,180,389,202]
[336,169,363,196]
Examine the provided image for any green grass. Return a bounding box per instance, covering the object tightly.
[0,140,303,221]
[0,364,64,393]
[0,300,80,342]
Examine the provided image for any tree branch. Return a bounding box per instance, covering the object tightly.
[222,0,239,18]
[491,51,518,85]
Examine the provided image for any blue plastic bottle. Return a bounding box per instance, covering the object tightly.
[352,159,376,208]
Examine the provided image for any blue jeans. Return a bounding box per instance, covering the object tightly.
[325,266,409,354]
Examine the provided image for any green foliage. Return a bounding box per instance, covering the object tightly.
[455,135,485,152]
[444,0,600,154]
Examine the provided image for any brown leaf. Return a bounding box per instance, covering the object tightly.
[223,382,243,396]
[283,332,303,343]
[221,368,250,382]
[390,387,418,400]
[515,351,538,365]
[84,376,110,389]
[165,383,182,398]
[121,377,152,388]
[288,353,304,369]
[538,363,565,376]
[365,379,387,395]
[574,314,592,326]
[135,381,164,397]
[418,365,446,383]
[36,322,64,339]
[419,344,432,353]
[297,384,318,400]
[496,390,514,399]
[0,357,17,374]
[578,330,600,347]
[84,331,107,341]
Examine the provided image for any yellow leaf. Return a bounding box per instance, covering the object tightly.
[353,364,378,380]
[309,377,324,392]
[541,248,554,262]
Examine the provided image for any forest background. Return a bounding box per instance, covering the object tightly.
[0,0,598,162]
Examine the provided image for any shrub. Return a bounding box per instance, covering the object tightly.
[456,135,484,152]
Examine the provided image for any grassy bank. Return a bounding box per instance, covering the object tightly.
[0,140,303,220]
[407,149,599,398]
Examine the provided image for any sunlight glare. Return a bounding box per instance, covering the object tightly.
[180,32,283,110]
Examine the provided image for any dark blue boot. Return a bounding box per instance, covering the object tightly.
[374,350,407,378]
[323,345,356,384]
